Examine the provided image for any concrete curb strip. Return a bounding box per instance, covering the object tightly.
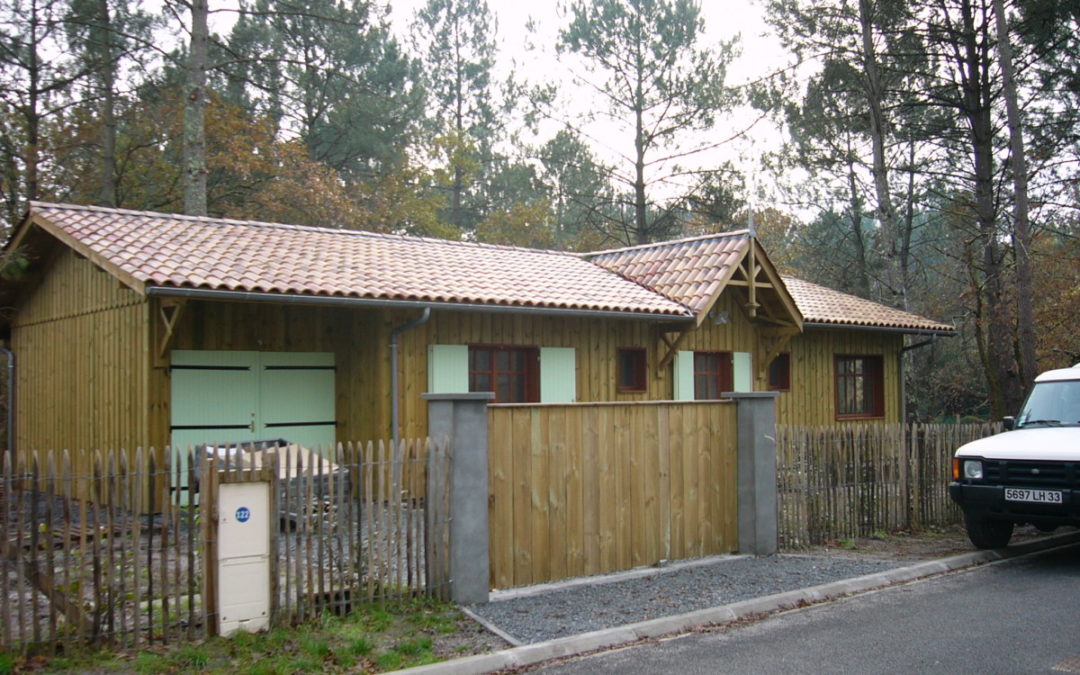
[397,531,1080,674]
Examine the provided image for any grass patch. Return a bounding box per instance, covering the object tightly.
[29,595,486,673]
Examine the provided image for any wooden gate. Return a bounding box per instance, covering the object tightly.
[487,401,738,589]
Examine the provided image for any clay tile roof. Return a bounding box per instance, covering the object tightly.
[25,202,692,317]
[586,231,751,314]
[782,276,954,334]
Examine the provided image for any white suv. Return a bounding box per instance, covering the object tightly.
[950,364,1080,548]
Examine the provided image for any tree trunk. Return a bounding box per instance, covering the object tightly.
[633,37,648,245]
[846,157,872,297]
[633,99,648,244]
[25,0,42,203]
[96,0,117,207]
[992,0,1037,392]
[183,0,209,216]
[960,0,1021,418]
[858,0,905,309]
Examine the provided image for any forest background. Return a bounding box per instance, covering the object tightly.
[1,0,1077,422]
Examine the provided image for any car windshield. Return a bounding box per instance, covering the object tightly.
[1016,380,1080,428]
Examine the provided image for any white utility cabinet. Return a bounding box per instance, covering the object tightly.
[216,481,271,635]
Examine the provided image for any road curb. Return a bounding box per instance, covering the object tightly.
[397,531,1080,674]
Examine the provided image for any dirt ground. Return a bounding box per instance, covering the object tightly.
[793,522,1058,561]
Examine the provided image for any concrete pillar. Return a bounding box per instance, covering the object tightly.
[422,392,494,604]
[725,391,779,555]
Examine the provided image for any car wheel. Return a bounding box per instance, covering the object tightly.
[964,512,1014,549]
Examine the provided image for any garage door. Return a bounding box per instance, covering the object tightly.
[170,350,336,453]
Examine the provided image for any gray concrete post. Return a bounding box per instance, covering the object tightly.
[422,392,494,604]
[725,391,779,555]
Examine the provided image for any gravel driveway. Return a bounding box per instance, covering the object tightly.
[468,554,901,644]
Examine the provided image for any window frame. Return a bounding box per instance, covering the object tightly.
[834,354,885,419]
[693,351,733,401]
[768,352,791,392]
[468,345,540,403]
[616,348,648,393]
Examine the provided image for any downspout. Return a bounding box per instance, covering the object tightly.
[390,308,431,451]
[899,335,938,423]
[0,347,12,465]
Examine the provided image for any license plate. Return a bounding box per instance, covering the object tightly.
[1004,488,1063,504]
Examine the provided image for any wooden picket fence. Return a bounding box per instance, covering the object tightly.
[0,438,450,652]
[776,422,1000,547]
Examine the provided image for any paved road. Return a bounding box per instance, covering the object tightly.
[530,543,1080,674]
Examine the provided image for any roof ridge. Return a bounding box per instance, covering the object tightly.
[29,201,581,259]
[585,229,750,257]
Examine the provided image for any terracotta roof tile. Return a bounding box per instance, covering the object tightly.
[20,202,955,333]
[586,232,750,313]
[27,202,692,317]
[783,276,954,333]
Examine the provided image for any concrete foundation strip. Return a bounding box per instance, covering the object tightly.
[398,531,1080,674]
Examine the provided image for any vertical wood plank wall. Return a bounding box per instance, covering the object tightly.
[12,248,149,470]
[10,253,905,460]
[159,300,390,448]
[486,401,738,589]
[779,329,904,426]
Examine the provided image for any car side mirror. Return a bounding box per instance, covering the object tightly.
[1002,416,1015,431]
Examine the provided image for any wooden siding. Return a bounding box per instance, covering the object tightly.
[777,329,904,426]
[161,301,744,444]
[11,262,905,464]
[11,248,149,462]
[160,292,904,448]
[396,308,673,439]
[487,401,738,589]
[156,300,389,449]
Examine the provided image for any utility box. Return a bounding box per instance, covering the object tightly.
[216,481,271,635]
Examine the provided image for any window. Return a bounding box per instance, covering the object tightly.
[469,346,539,403]
[835,355,885,418]
[616,348,647,393]
[768,353,791,392]
[694,352,733,400]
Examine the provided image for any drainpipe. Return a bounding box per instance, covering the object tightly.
[899,335,938,423]
[390,308,431,450]
[0,347,12,465]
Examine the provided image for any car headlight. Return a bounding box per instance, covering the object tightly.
[963,459,983,480]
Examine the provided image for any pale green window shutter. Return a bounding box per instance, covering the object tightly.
[673,351,694,400]
[733,351,753,392]
[540,347,576,403]
[427,344,469,393]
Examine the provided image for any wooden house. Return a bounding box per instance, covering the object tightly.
[0,202,954,459]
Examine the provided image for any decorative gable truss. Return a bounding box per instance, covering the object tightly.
[649,237,803,381]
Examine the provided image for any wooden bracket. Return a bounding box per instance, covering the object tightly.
[157,298,187,361]
[756,327,799,381]
[657,326,693,376]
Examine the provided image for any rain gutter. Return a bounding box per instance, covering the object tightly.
[802,322,954,337]
[144,286,693,322]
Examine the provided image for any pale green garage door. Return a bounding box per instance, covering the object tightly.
[170,350,337,453]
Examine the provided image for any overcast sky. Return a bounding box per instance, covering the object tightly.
[198,0,791,207]
[387,0,790,207]
[387,1,781,86]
